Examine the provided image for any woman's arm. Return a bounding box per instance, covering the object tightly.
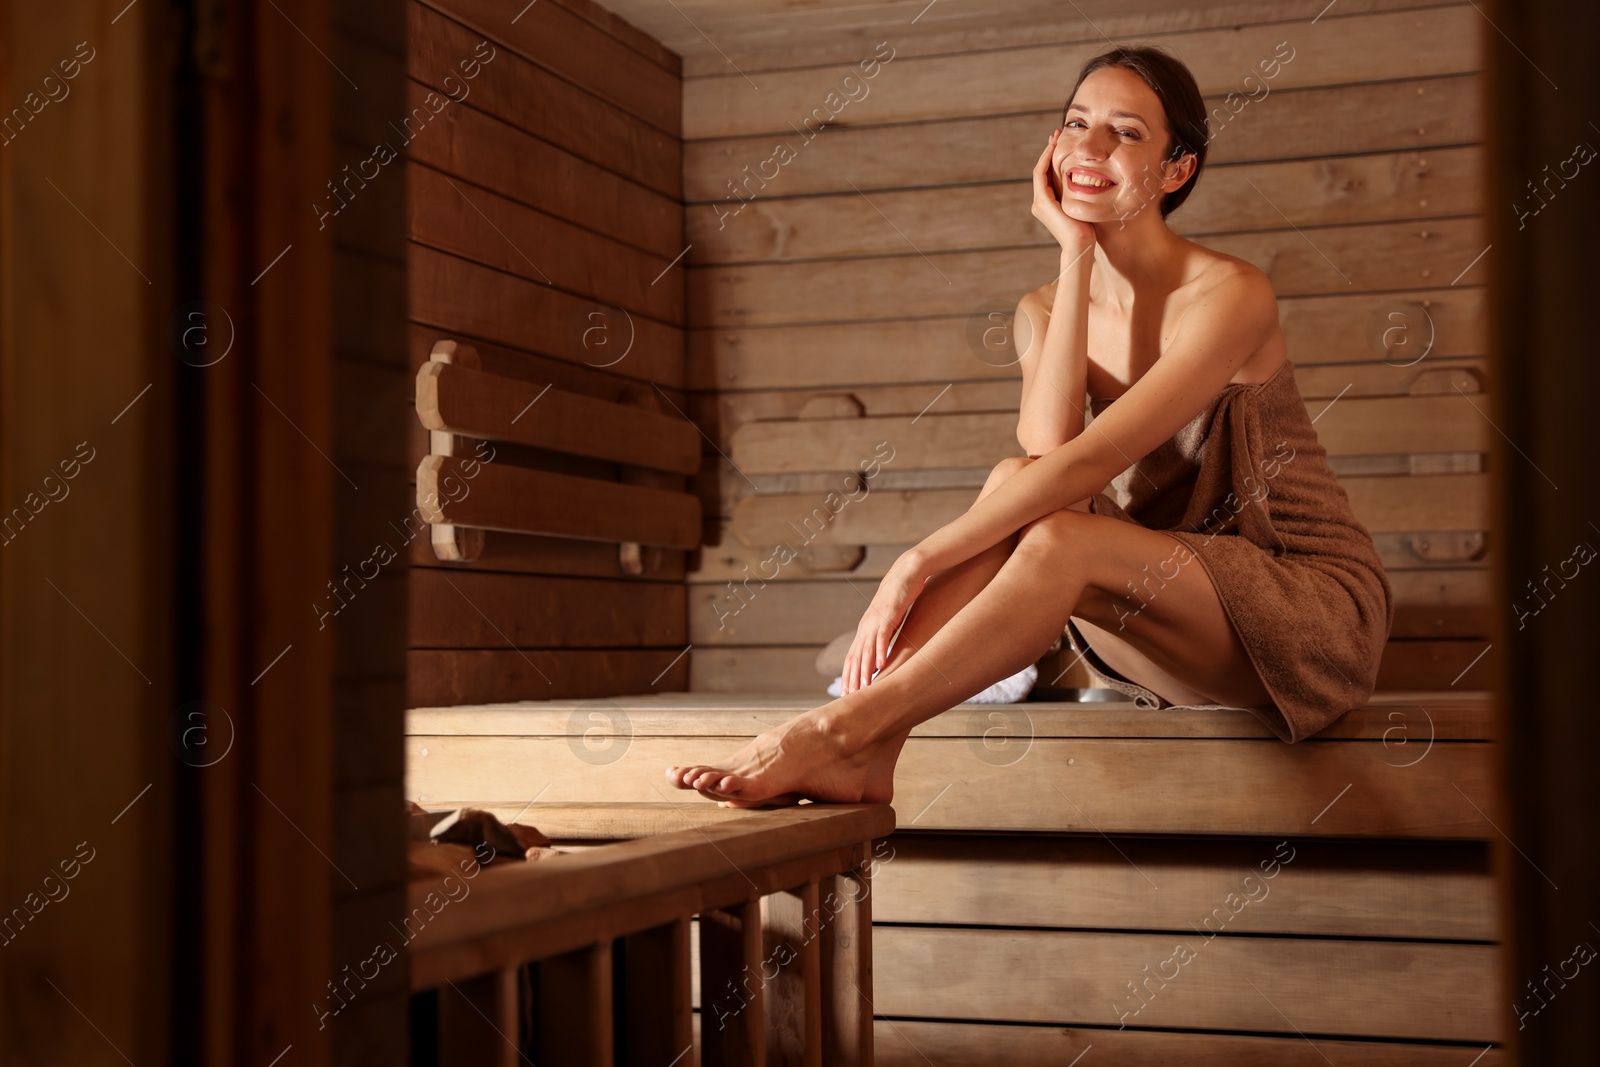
[1015,258,1093,455]
[911,265,1280,575]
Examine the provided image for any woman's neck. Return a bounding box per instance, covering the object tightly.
[1087,213,1189,313]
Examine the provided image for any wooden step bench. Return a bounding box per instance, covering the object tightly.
[407,690,1502,1063]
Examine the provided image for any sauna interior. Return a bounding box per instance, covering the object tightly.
[402,0,1503,1062]
[6,0,1599,1064]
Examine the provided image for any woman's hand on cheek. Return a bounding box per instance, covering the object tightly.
[1032,129,1098,260]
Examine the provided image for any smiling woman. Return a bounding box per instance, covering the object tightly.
[667,43,1397,808]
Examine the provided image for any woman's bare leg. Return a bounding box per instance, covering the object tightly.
[665,492,1271,805]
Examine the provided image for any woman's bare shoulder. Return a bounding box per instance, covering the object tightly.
[1183,245,1275,302]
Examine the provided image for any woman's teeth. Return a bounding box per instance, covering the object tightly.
[1072,173,1112,188]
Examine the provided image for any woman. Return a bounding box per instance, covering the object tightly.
[666,45,1394,808]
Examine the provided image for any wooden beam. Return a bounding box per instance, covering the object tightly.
[700,899,765,1067]
[417,454,702,548]
[538,943,613,1066]
[819,869,873,1067]
[417,362,701,474]
[620,918,694,1067]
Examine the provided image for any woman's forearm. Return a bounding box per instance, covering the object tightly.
[910,434,1118,576]
[1017,252,1094,453]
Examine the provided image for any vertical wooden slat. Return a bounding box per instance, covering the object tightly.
[439,967,520,1067]
[538,941,615,1066]
[763,880,823,1067]
[700,899,766,1067]
[622,916,694,1066]
[821,865,874,1066]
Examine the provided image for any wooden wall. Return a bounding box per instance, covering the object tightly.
[403,0,691,707]
[682,0,1493,695]
[0,1,175,1062]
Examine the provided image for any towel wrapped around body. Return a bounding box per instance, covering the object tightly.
[1065,358,1395,743]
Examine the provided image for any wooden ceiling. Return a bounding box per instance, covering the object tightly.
[589,0,1357,76]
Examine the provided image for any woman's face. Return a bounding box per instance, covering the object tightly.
[1052,65,1184,223]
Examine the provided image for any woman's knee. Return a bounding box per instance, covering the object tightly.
[1014,506,1086,554]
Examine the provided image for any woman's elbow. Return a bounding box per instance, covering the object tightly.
[1016,426,1070,458]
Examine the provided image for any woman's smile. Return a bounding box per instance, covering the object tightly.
[1064,166,1119,194]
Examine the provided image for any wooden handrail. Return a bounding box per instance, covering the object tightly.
[408,803,895,1065]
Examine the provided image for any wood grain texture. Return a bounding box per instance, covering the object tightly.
[865,927,1497,1041]
[689,292,1484,393]
[408,648,690,706]
[684,75,1480,199]
[868,833,1493,939]
[417,362,701,474]
[690,218,1486,327]
[869,1018,1504,1067]
[681,7,1477,137]
[410,567,685,649]
[417,454,702,548]
[405,732,1494,837]
[419,0,680,133]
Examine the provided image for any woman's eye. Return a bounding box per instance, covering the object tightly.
[1119,129,1139,138]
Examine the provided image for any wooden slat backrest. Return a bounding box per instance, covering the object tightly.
[413,339,703,557]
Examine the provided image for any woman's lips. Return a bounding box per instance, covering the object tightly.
[1064,168,1117,194]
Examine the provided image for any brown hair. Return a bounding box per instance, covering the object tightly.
[1061,45,1207,218]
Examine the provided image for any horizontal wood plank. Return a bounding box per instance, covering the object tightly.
[404,84,682,260]
[689,148,1479,264]
[731,394,1486,473]
[408,164,683,324]
[410,245,684,387]
[408,325,689,407]
[863,926,1497,1041]
[685,569,1488,646]
[418,454,702,548]
[682,7,1477,137]
[868,833,1492,939]
[405,690,1492,740]
[689,218,1486,327]
[421,0,680,134]
[410,568,684,649]
[685,638,1498,694]
[409,2,680,199]
[666,0,1466,77]
[417,362,701,474]
[688,291,1484,392]
[869,1018,1503,1067]
[683,74,1479,199]
[729,473,1485,547]
[407,528,688,580]
[405,735,1494,837]
[407,648,690,706]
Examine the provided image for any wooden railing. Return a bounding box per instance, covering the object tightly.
[407,803,895,1066]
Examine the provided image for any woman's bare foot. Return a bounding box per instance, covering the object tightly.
[664,708,905,806]
[710,728,913,808]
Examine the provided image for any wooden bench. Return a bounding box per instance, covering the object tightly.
[407,802,890,1065]
[407,692,1500,1063]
